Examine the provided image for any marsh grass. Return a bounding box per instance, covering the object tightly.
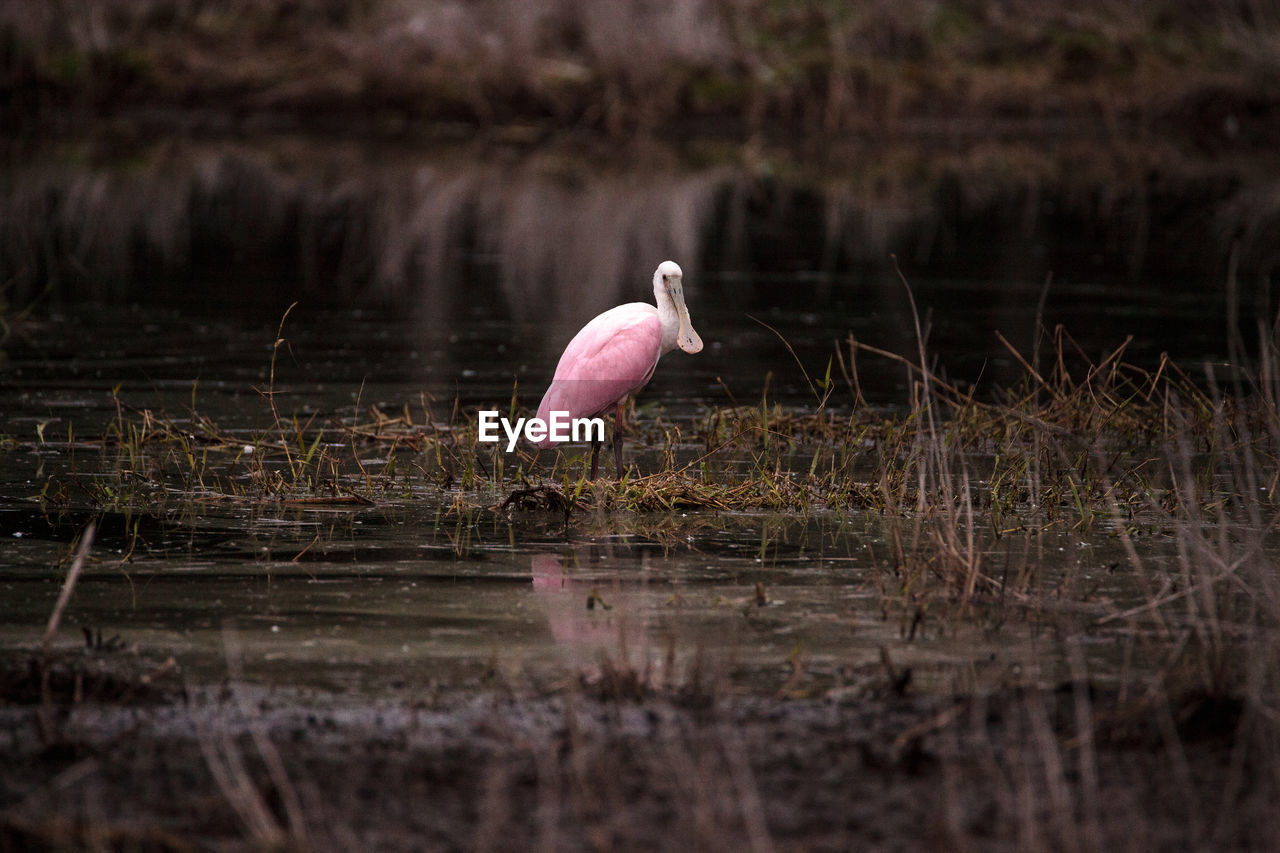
[27,301,1240,536]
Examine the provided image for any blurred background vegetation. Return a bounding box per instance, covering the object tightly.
[5,0,1279,143]
[2,0,1279,308]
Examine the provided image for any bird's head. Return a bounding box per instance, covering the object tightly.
[655,260,704,354]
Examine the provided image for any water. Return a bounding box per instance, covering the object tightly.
[0,286,1210,697]
[0,488,1165,696]
[0,270,1240,420]
[0,137,1268,698]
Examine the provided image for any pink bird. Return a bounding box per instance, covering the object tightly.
[535,260,704,478]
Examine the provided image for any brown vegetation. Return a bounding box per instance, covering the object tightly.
[4,0,1279,147]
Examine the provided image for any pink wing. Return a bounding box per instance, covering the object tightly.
[535,304,662,447]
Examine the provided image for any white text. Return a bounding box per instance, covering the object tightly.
[476,411,605,451]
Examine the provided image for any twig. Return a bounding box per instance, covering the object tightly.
[208,622,311,849]
[891,702,964,757]
[141,656,178,685]
[261,301,299,478]
[747,313,829,408]
[41,522,95,655]
[996,329,1063,403]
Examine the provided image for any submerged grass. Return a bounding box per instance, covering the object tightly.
[25,331,1212,522]
[16,301,1251,532]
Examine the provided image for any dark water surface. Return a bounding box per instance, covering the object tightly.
[0,279,1216,697]
[0,482,1164,696]
[0,269,1241,416]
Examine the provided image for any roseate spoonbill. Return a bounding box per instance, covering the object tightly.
[535,260,703,478]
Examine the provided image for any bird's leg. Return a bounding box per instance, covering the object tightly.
[613,399,626,478]
[589,438,601,480]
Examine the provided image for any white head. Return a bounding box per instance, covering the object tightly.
[654,260,704,354]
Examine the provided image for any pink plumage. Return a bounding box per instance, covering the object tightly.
[534,304,663,445]
[533,261,703,473]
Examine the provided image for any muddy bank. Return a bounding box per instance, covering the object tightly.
[0,653,1270,852]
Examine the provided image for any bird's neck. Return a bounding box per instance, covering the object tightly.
[653,285,679,355]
